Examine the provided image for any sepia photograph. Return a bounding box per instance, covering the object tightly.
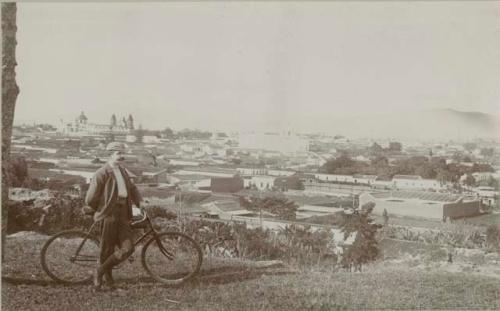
[1,1,500,310]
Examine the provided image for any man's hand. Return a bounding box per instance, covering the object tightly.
[82,205,95,216]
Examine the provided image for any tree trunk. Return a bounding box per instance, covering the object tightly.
[2,2,19,261]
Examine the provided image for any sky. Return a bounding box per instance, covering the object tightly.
[13,2,500,133]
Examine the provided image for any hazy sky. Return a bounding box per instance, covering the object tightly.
[14,2,500,133]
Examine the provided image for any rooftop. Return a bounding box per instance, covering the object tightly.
[179,167,238,174]
[393,175,422,180]
[171,174,211,181]
[371,191,461,203]
[210,200,242,212]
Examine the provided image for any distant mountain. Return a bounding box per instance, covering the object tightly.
[324,109,500,140]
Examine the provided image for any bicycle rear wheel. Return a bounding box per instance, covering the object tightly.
[141,232,202,285]
[40,230,100,284]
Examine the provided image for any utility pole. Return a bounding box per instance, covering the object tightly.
[259,189,263,228]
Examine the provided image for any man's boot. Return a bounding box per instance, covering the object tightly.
[104,269,116,290]
[93,268,103,291]
[96,255,120,290]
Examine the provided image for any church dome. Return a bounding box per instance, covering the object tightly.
[79,111,88,122]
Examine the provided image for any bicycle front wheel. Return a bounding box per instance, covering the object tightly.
[142,232,202,285]
[40,230,100,284]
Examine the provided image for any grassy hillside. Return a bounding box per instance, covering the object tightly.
[2,232,500,310]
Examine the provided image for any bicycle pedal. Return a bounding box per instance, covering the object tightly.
[128,256,135,263]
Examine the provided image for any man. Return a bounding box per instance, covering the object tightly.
[84,142,142,290]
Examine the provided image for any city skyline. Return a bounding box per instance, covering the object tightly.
[13,2,500,134]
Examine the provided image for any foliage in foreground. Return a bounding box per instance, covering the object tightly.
[338,202,382,271]
[181,219,336,265]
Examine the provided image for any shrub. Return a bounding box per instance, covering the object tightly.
[6,194,92,235]
[338,203,383,271]
[178,219,335,265]
[486,225,500,250]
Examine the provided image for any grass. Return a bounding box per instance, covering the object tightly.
[2,233,500,311]
[373,213,500,230]
[465,213,500,227]
[183,269,500,311]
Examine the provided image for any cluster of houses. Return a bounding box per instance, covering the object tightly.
[133,166,495,222]
[10,122,500,225]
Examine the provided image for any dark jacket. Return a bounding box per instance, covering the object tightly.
[85,162,142,222]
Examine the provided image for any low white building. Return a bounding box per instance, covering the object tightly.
[472,172,494,183]
[392,175,445,191]
[143,135,160,144]
[314,174,377,185]
[472,186,498,207]
[371,180,393,189]
[175,167,237,178]
[237,167,295,177]
[168,174,212,189]
[237,167,268,176]
[359,191,482,221]
[267,169,296,177]
[126,135,137,143]
[244,175,277,190]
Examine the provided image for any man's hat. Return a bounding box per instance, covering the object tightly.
[106,142,127,152]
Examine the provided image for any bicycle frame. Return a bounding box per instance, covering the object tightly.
[71,210,175,264]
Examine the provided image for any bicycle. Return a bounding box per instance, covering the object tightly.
[40,208,203,286]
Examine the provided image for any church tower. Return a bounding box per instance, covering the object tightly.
[127,114,135,130]
[78,111,88,124]
[110,114,117,127]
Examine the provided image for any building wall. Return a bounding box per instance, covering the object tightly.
[267,169,296,177]
[314,173,374,185]
[443,201,481,219]
[237,168,295,177]
[472,172,492,182]
[305,181,371,195]
[237,167,267,176]
[359,193,444,220]
[360,193,482,220]
[176,169,235,178]
[375,199,444,219]
[211,177,244,193]
[249,176,277,190]
[393,178,444,191]
[372,180,393,189]
[143,136,160,144]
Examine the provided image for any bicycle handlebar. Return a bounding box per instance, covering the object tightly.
[130,210,150,229]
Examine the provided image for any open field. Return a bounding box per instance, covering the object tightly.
[2,232,500,310]
[465,213,500,227]
[373,213,500,230]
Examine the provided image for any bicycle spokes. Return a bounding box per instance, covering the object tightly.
[41,230,100,284]
[157,240,175,260]
[142,232,202,285]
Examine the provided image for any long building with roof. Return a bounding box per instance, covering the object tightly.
[359,191,482,221]
[391,175,445,191]
[59,112,135,136]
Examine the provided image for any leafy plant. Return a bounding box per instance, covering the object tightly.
[239,196,299,220]
[338,202,382,271]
